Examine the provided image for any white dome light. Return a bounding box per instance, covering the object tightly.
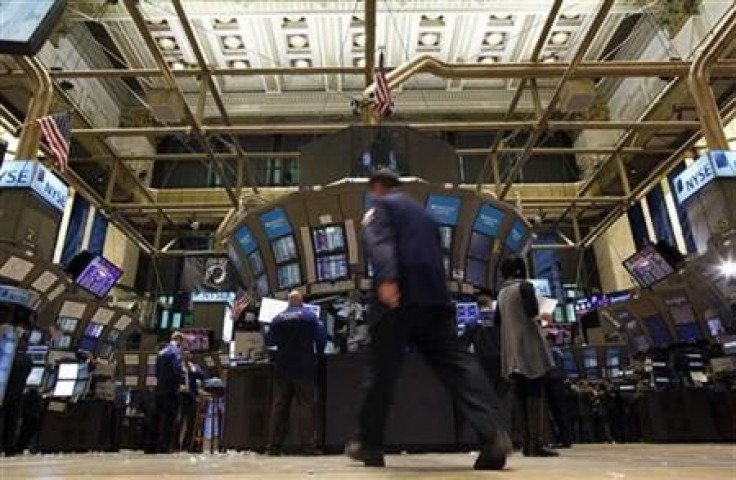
[285,16,306,23]
[478,56,497,64]
[423,14,444,22]
[419,32,440,46]
[170,61,186,71]
[550,31,570,45]
[560,14,581,20]
[223,35,244,49]
[490,14,512,21]
[484,32,504,46]
[216,17,236,24]
[148,18,167,25]
[230,60,249,69]
[292,58,311,68]
[354,57,366,68]
[158,37,177,51]
[353,33,366,47]
[288,34,309,49]
[541,53,558,63]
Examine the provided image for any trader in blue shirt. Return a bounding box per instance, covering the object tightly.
[148,331,184,454]
[266,290,327,456]
[346,169,512,470]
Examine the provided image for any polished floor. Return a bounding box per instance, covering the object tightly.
[0,444,733,479]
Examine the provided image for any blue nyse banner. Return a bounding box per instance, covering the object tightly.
[473,205,505,236]
[505,220,525,251]
[235,225,258,254]
[426,194,461,226]
[0,160,68,212]
[673,150,736,204]
[260,208,293,239]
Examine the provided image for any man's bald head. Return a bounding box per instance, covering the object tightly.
[287,290,303,308]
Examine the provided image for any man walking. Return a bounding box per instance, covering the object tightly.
[346,169,512,470]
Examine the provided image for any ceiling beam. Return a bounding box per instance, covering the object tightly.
[364,0,376,85]
[15,60,736,79]
[71,119,701,138]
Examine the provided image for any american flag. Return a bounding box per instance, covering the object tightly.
[232,290,251,321]
[373,52,393,118]
[36,111,72,172]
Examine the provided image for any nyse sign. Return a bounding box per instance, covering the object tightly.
[0,160,68,212]
[674,150,736,204]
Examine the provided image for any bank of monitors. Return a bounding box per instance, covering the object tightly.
[260,208,301,290]
[0,325,18,405]
[467,205,505,288]
[643,314,673,349]
[663,291,703,343]
[605,347,624,379]
[622,244,677,289]
[53,362,89,399]
[236,225,269,297]
[455,302,479,336]
[313,225,349,282]
[80,321,105,354]
[581,348,601,380]
[560,347,579,380]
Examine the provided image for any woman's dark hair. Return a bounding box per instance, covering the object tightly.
[500,257,528,280]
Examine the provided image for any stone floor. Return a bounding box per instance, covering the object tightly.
[0,444,734,479]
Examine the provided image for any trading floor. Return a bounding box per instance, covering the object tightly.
[0,445,733,480]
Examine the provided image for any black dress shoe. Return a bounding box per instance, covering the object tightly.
[344,441,385,467]
[474,430,512,471]
[523,446,559,457]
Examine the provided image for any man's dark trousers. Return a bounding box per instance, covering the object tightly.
[268,376,317,449]
[358,304,508,450]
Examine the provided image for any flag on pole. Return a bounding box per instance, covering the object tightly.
[36,111,72,172]
[232,289,251,321]
[373,51,393,118]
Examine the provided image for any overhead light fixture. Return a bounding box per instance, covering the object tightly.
[419,32,440,47]
[720,260,736,277]
[158,37,178,51]
[484,32,505,47]
[222,35,244,49]
[550,31,571,45]
[291,58,312,68]
[560,13,582,21]
[541,53,559,63]
[420,14,445,26]
[147,18,167,25]
[353,32,366,47]
[490,14,512,21]
[287,34,309,49]
[215,17,237,25]
[229,59,250,69]
[284,16,306,23]
[478,56,498,64]
[353,57,366,68]
[169,60,186,71]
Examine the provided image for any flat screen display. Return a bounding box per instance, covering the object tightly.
[632,335,649,353]
[676,323,702,342]
[54,335,72,349]
[28,346,48,364]
[505,220,526,251]
[721,335,736,355]
[316,254,348,281]
[84,322,104,339]
[456,302,479,329]
[78,337,97,353]
[623,244,676,288]
[438,226,453,251]
[260,208,292,240]
[606,347,621,367]
[107,329,121,344]
[248,250,264,276]
[277,263,301,289]
[223,305,234,343]
[25,366,45,387]
[473,205,505,236]
[58,363,79,380]
[235,225,258,255]
[0,326,18,406]
[313,225,345,254]
[258,298,321,324]
[75,256,123,298]
[466,258,488,287]
[256,275,269,297]
[53,380,75,397]
[272,235,298,264]
[57,317,78,333]
[708,317,725,337]
[425,194,461,226]
[582,348,599,369]
[0,0,66,55]
[644,314,673,348]
[28,330,43,345]
[468,231,492,260]
[560,348,578,379]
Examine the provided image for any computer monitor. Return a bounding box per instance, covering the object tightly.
[468,232,492,261]
[58,363,79,380]
[606,347,621,367]
[248,250,265,276]
[27,329,43,345]
[721,335,736,356]
[28,346,48,365]
[560,348,579,380]
[53,380,75,397]
[676,323,702,343]
[312,225,345,254]
[316,254,348,282]
[25,366,45,388]
[78,337,97,354]
[466,258,488,287]
[707,316,726,338]
[84,322,104,339]
[272,236,298,264]
[256,275,269,297]
[74,255,123,299]
[277,263,301,289]
[643,314,673,348]
[0,325,18,406]
[623,244,676,289]
[456,302,479,332]
[57,317,78,334]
